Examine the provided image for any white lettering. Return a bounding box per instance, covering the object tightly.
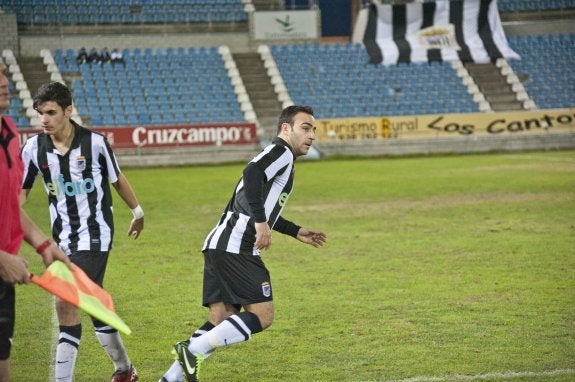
[131,126,248,147]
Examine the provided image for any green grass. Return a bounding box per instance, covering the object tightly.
[12,151,575,381]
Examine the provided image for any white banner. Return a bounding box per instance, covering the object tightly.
[363,0,520,65]
[252,10,319,41]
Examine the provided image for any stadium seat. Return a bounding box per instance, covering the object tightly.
[271,42,478,118]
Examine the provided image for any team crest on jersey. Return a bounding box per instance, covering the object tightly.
[76,156,86,171]
[261,282,271,297]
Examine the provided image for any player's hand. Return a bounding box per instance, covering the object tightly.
[296,228,327,248]
[0,251,30,284]
[128,217,144,239]
[255,221,272,250]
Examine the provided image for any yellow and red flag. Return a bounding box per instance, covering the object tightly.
[31,261,132,335]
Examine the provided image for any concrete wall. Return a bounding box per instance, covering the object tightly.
[315,133,575,158]
[0,13,19,56]
[110,133,575,167]
[19,32,251,57]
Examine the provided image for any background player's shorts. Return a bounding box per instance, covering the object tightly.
[0,280,15,360]
[202,249,273,308]
[70,251,109,286]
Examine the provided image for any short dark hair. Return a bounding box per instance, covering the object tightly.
[33,81,72,111]
[277,105,314,134]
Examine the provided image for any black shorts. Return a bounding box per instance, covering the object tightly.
[0,280,15,360]
[70,251,109,287]
[202,249,273,308]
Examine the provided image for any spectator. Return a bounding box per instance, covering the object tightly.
[100,47,112,65]
[86,48,101,65]
[111,48,126,67]
[75,47,88,65]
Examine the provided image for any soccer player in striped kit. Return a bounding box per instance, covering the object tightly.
[20,82,143,382]
[1,56,71,382]
[161,105,327,382]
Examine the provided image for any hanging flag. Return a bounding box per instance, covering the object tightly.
[363,0,520,65]
[31,261,132,335]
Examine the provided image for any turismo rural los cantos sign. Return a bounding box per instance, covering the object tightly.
[316,109,575,141]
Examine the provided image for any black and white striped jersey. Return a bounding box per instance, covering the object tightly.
[21,121,120,255]
[203,137,298,256]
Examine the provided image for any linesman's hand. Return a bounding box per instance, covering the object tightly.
[0,251,30,284]
[38,242,71,268]
[296,228,327,248]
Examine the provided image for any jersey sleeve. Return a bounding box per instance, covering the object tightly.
[242,162,267,222]
[273,215,300,237]
[21,136,39,189]
[99,134,121,183]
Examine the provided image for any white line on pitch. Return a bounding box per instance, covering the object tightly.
[49,296,57,382]
[380,368,575,382]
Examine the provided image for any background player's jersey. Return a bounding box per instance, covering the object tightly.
[21,121,120,254]
[203,137,295,256]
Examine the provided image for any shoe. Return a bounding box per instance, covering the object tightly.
[111,364,138,382]
[158,378,168,382]
[172,340,203,382]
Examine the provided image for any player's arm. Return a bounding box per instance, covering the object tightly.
[273,216,327,248]
[112,173,144,239]
[243,163,271,250]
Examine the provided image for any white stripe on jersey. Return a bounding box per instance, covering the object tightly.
[21,124,120,254]
[203,211,234,251]
[225,213,250,255]
[203,139,295,256]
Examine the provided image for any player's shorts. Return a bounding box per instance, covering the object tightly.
[202,249,273,308]
[0,280,15,360]
[70,251,109,286]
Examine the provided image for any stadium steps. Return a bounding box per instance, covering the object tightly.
[17,56,51,98]
[464,62,524,112]
[251,0,283,10]
[232,51,282,140]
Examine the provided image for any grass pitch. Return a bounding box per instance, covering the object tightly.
[13,150,575,381]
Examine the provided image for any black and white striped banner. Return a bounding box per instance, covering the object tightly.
[363,0,520,65]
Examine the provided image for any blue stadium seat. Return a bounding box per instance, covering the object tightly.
[273,42,478,118]
[507,33,575,109]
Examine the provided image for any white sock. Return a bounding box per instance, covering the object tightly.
[163,361,185,382]
[95,325,131,372]
[188,313,260,357]
[55,325,81,382]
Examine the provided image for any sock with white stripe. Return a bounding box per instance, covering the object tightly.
[94,321,131,372]
[188,312,263,357]
[55,324,81,382]
[163,321,215,382]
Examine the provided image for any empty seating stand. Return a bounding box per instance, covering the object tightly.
[507,34,575,109]
[270,43,477,119]
[497,0,575,12]
[56,46,244,127]
[0,0,247,25]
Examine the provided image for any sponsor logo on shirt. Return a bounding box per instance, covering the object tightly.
[46,174,96,197]
[278,192,289,207]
